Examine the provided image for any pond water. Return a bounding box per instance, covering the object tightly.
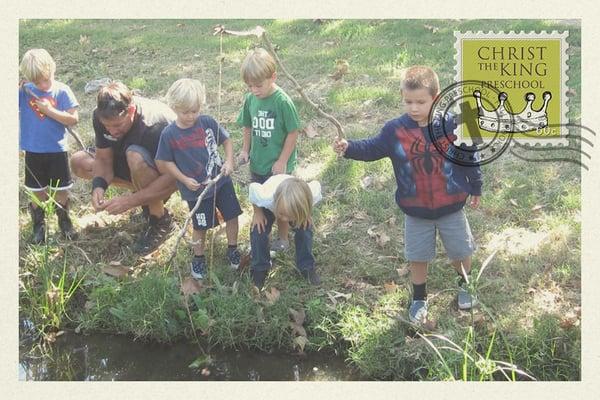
[19,328,358,381]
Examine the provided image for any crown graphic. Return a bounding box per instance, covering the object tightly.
[473,91,551,133]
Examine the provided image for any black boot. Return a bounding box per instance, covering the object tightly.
[28,203,45,244]
[56,201,78,240]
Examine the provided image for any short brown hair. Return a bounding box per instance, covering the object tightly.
[401,66,440,97]
[96,81,133,119]
[241,48,276,83]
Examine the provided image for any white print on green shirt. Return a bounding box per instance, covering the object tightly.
[252,110,274,138]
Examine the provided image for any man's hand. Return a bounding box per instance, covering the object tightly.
[222,159,234,176]
[333,136,348,155]
[237,150,249,165]
[271,159,286,175]
[469,195,480,209]
[101,194,136,215]
[252,208,267,234]
[92,188,106,211]
[182,177,202,192]
[35,98,54,115]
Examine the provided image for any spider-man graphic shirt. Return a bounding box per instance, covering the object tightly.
[156,115,231,201]
[19,81,79,153]
[344,113,482,219]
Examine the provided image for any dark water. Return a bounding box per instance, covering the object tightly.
[19,330,358,381]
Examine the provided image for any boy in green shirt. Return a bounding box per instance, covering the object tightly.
[237,48,301,252]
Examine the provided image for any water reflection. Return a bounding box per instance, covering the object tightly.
[20,332,357,381]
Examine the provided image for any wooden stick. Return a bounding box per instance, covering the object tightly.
[214,24,345,139]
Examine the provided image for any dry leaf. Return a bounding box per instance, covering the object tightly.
[201,367,211,376]
[354,211,368,220]
[289,308,306,326]
[377,231,391,248]
[176,23,186,28]
[304,121,319,138]
[238,253,251,273]
[181,277,202,296]
[383,281,398,293]
[423,24,439,33]
[396,266,410,277]
[559,310,580,329]
[329,59,349,80]
[527,287,536,295]
[293,336,310,352]
[386,216,397,226]
[531,204,545,212]
[264,287,281,305]
[509,199,518,207]
[422,319,437,331]
[102,262,130,278]
[79,35,90,45]
[361,176,374,189]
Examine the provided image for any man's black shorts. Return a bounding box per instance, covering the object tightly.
[24,151,73,191]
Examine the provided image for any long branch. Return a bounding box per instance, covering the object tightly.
[214,24,345,138]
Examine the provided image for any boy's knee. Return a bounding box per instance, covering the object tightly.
[70,150,93,178]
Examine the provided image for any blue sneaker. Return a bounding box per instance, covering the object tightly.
[226,247,241,270]
[409,300,428,324]
[191,256,207,280]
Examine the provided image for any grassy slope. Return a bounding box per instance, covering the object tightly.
[19,19,580,380]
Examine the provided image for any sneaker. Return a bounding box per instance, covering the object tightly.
[28,203,45,244]
[458,286,478,310]
[130,205,150,223]
[133,209,173,254]
[56,204,78,240]
[226,247,241,270]
[191,256,207,280]
[270,238,289,252]
[408,300,428,324]
[300,268,321,286]
[251,268,268,290]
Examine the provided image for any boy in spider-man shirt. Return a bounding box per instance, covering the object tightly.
[333,66,482,324]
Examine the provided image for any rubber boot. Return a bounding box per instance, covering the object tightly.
[28,203,45,244]
[56,201,78,240]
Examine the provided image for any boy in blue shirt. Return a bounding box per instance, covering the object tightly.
[19,49,80,243]
[334,66,482,324]
[156,79,242,279]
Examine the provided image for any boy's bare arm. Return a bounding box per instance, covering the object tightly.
[272,130,298,174]
[238,127,252,163]
[156,159,201,192]
[35,101,79,126]
[222,138,235,175]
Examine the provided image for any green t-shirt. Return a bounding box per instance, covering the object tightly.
[237,87,300,175]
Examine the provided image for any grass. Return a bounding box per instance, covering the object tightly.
[18,19,581,380]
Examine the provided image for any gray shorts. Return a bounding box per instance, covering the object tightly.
[404,209,476,262]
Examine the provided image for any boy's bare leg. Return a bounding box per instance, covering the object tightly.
[192,229,207,256]
[30,189,48,206]
[54,188,69,206]
[127,152,164,217]
[409,261,428,285]
[225,217,239,246]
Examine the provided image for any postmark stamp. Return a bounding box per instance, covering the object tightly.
[453,31,570,145]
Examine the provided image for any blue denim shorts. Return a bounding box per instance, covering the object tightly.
[404,209,476,262]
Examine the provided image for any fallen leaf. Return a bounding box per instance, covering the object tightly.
[304,121,319,138]
[238,253,251,273]
[531,204,545,212]
[181,277,202,296]
[376,231,390,248]
[79,35,90,45]
[289,308,306,326]
[102,262,130,278]
[559,310,580,329]
[509,199,518,207]
[396,266,410,277]
[422,319,437,331]
[176,23,186,28]
[354,211,368,220]
[361,176,374,189]
[201,368,211,376]
[264,287,281,305]
[329,59,349,80]
[383,281,398,293]
[293,336,310,352]
[423,24,439,33]
[527,287,536,295]
[386,216,397,226]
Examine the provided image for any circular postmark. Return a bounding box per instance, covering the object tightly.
[427,80,515,167]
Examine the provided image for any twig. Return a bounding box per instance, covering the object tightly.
[215,24,345,139]
[23,87,94,157]
[167,171,225,264]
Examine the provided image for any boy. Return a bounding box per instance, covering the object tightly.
[156,78,242,279]
[19,48,79,243]
[333,66,482,324]
[236,48,300,253]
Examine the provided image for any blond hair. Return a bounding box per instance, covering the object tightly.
[273,178,313,229]
[165,78,206,112]
[401,65,440,97]
[241,48,276,84]
[20,49,56,82]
